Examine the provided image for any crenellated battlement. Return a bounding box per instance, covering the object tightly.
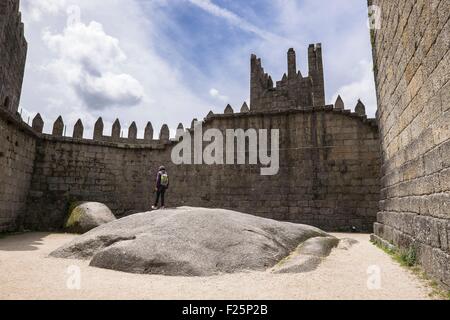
[250,45,325,112]
[27,115,173,147]
[5,91,380,232]
[1,26,376,150]
[0,88,378,156]
[12,94,375,150]
[204,96,376,127]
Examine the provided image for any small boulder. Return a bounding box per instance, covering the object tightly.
[64,202,116,234]
[271,236,340,273]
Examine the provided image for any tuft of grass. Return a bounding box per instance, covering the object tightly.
[398,247,417,267]
[372,240,449,300]
[374,241,417,267]
[415,269,450,300]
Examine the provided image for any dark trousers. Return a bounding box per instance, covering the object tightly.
[154,187,167,207]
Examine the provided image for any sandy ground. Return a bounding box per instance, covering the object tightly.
[0,232,434,300]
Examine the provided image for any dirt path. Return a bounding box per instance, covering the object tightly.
[0,232,433,300]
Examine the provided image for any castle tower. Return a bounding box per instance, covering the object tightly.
[249,44,325,112]
[287,48,297,79]
[0,0,28,115]
[250,54,264,112]
[308,44,325,106]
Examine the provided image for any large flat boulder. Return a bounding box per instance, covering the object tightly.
[52,207,337,276]
[64,202,116,234]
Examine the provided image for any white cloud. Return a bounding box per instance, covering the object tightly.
[187,0,284,42]
[268,0,377,116]
[41,21,144,110]
[187,0,377,119]
[76,72,144,110]
[19,0,210,136]
[21,0,67,22]
[209,88,228,102]
[42,21,126,71]
[18,0,378,137]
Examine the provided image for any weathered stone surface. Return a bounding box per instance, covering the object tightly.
[51,207,335,276]
[128,122,137,140]
[144,122,153,140]
[334,95,344,110]
[64,202,116,234]
[355,100,366,116]
[251,46,325,112]
[0,108,36,232]
[0,0,32,233]
[93,117,103,140]
[159,124,170,142]
[111,119,121,140]
[240,102,250,113]
[0,0,27,115]
[73,119,83,139]
[52,116,64,136]
[337,238,359,250]
[224,104,234,114]
[271,236,340,273]
[369,0,450,288]
[32,114,44,133]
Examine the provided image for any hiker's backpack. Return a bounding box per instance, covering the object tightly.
[160,172,169,187]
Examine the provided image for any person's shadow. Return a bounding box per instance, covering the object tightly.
[0,232,50,252]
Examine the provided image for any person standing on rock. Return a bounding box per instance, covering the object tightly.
[152,166,169,210]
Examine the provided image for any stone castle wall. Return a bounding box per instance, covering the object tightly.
[369,0,450,287]
[171,107,380,232]
[21,105,380,232]
[0,0,27,114]
[24,135,162,230]
[0,107,36,232]
[0,0,32,232]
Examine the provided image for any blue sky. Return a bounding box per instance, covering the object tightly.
[19,0,377,138]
